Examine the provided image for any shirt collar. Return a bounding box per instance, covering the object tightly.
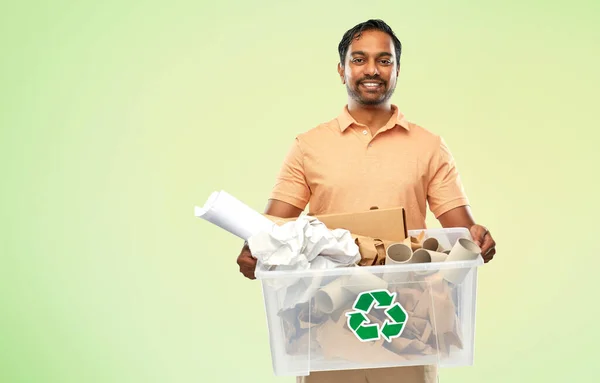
[336,104,410,133]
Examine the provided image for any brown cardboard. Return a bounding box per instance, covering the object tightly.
[265,207,407,242]
[312,207,407,242]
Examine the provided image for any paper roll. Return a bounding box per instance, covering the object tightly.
[412,249,435,276]
[314,276,355,314]
[384,243,413,284]
[425,250,448,263]
[422,237,442,252]
[194,190,275,240]
[411,249,432,264]
[443,238,482,285]
[345,268,388,294]
[386,243,413,264]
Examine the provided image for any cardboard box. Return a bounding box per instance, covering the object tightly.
[265,206,407,242]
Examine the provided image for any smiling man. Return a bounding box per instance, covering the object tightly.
[237,19,496,383]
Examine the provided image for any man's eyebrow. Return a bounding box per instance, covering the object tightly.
[350,51,393,58]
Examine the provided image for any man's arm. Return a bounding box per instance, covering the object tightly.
[437,205,476,229]
[426,137,496,263]
[237,137,310,280]
[264,199,304,219]
[438,206,496,263]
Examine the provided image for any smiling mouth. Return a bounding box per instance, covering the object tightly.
[360,82,383,89]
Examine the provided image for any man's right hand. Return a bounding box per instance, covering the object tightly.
[237,199,303,280]
[237,242,257,280]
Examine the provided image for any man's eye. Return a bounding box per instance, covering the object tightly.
[352,58,364,63]
[380,59,392,65]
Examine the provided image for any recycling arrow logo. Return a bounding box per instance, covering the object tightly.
[345,289,408,342]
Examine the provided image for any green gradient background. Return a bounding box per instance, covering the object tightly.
[1,0,599,382]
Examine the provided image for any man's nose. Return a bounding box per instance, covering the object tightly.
[363,60,379,76]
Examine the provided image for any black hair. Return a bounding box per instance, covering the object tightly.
[338,19,402,68]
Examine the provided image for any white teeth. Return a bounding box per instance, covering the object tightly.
[363,83,380,86]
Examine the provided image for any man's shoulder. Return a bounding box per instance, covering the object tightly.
[405,119,441,142]
[295,117,341,143]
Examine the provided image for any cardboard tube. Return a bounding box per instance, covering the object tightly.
[345,268,388,294]
[425,250,448,263]
[384,243,413,284]
[422,237,442,252]
[411,249,432,264]
[386,243,413,264]
[314,276,355,314]
[412,249,434,276]
[443,238,481,285]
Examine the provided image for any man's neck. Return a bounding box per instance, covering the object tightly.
[347,101,394,135]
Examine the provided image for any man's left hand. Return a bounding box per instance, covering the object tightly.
[469,224,496,263]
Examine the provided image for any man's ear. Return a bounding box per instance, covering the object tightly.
[337,62,345,84]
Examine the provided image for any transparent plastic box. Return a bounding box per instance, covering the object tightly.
[255,228,483,376]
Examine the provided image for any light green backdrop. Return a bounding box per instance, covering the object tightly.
[1,0,599,382]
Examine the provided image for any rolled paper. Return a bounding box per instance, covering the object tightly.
[386,243,413,264]
[194,190,275,240]
[443,238,482,285]
[422,237,442,252]
[412,249,435,277]
[314,276,355,314]
[384,243,413,284]
[425,250,448,263]
[345,268,388,294]
[411,249,432,264]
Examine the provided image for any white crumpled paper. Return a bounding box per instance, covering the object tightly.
[249,215,360,310]
[248,215,360,272]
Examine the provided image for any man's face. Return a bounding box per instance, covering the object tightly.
[338,29,399,106]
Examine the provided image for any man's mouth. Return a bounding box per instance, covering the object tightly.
[360,82,383,90]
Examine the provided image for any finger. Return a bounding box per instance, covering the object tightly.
[241,257,257,268]
[480,234,496,257]
[238,251,256,264]
[470,225,487,247]
[243,269,256,279]
[483,248,495,262]
[240,263,257,279]
[242,249,256,261]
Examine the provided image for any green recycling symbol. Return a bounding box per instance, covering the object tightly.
[345,289,408,342]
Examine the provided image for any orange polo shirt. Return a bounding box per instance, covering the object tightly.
[269,104,469,230]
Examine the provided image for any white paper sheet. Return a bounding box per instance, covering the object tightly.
[194,190,275,240]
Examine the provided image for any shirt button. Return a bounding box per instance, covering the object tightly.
[362,130,368,135]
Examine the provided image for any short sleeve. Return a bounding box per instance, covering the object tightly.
[427,137,470,218]
[269,138,311,210]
